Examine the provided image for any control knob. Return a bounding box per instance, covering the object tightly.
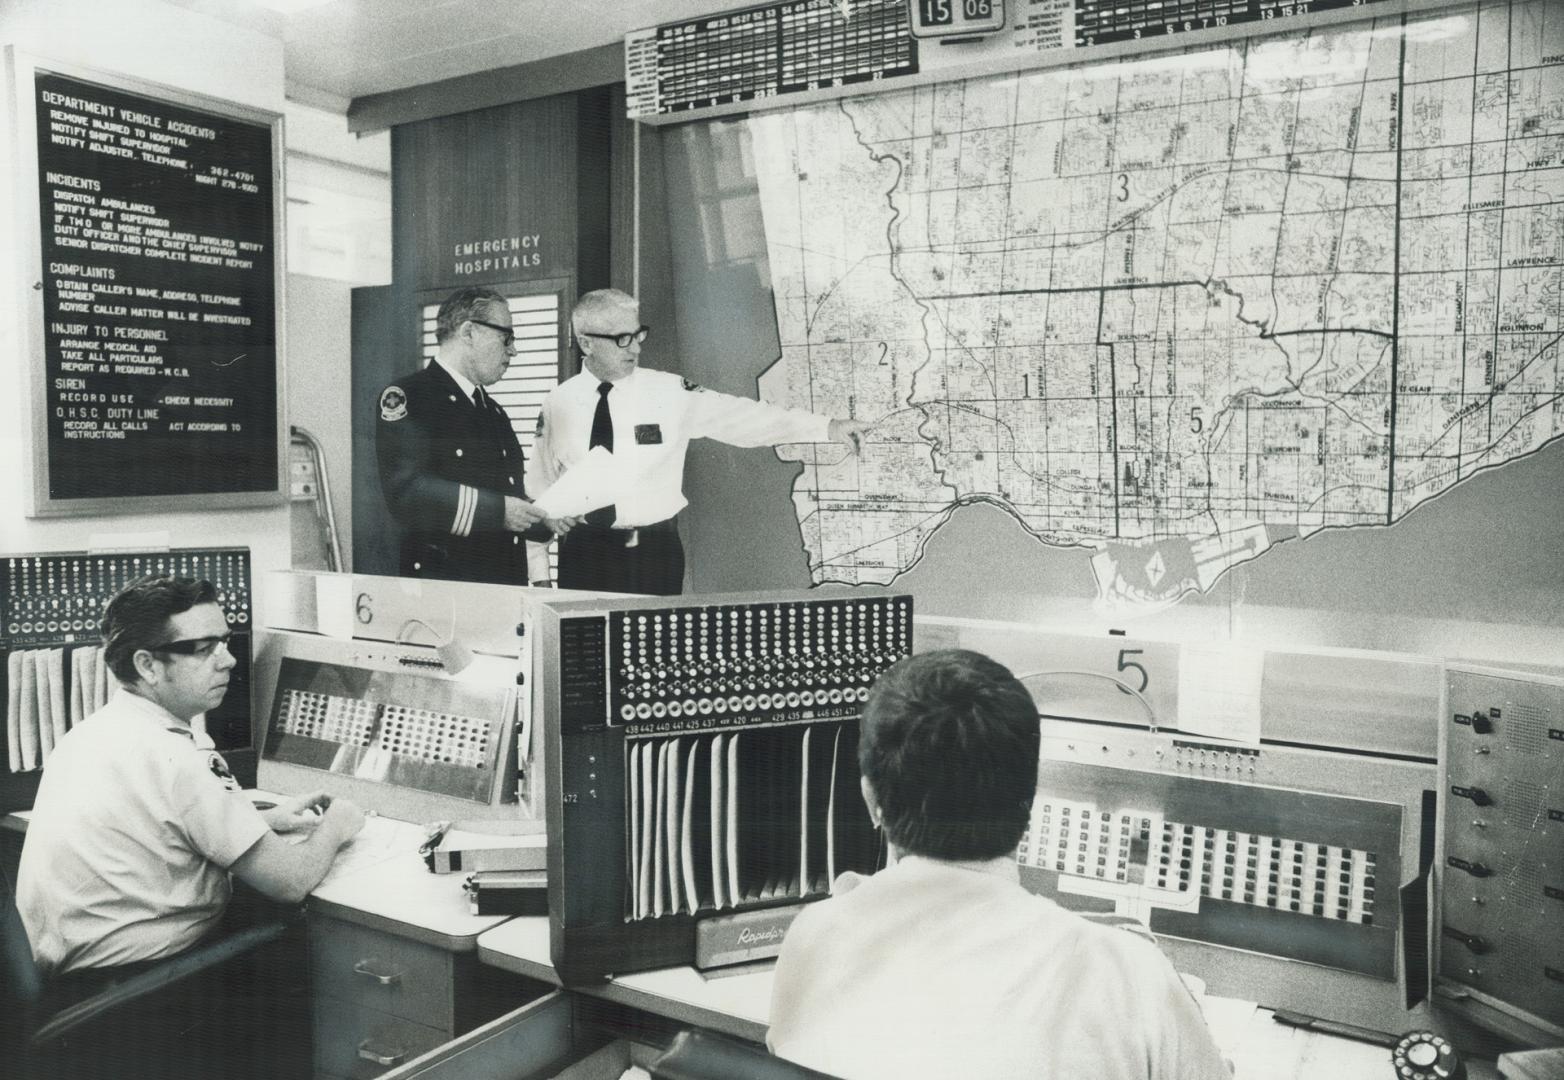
[1441,926,1490,955]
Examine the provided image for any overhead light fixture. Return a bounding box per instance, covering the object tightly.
[396,617,475,676]
[252,0,336,14]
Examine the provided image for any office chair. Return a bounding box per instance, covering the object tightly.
[1,864,301,1080]
[650,1029,844,1080]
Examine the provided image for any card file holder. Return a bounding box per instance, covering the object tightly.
[539,588,911,983]
[2,547,253,774]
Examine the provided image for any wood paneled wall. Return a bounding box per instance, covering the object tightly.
[352,85,629,578]
[393,93,581,296]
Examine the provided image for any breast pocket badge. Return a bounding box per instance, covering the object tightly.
[635,424,663,445]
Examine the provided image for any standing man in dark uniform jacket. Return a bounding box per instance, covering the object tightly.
[377,287,574,585]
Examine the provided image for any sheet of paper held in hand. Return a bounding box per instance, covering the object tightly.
[533,446,617,517]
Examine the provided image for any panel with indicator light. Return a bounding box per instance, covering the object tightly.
[1437,666,1564,1039]
[539,588,911,983]
[2,547,253,760]
[1023,755,1401,980]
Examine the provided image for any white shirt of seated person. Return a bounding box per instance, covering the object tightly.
[767,780,1232,1080]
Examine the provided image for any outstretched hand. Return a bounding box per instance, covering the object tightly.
[828,418,871,455]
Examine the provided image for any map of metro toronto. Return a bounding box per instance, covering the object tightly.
[752,0,1563,606]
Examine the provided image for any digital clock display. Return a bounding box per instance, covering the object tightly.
[909,0,1005,38]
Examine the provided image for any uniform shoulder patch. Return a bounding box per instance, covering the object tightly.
[380,385,408,421]
[681,378,705,392]
[207,752,239,791]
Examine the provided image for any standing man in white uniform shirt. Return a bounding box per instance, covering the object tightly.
[17,576,366,992]
[768,649,1232,1080]
[531,288,870,594]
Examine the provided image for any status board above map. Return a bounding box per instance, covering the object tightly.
[625,0,1474,125]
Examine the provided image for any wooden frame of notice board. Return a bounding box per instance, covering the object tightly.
[7,50,287,517]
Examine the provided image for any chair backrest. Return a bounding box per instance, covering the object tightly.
[1,859,45,1048]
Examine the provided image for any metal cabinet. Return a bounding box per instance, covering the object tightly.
[310,913,547,1080]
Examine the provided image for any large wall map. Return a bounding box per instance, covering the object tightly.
[750,0,1562,607]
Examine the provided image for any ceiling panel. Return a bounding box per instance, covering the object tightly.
[163,0,764,102]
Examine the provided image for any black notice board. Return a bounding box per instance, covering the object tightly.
[27,67,281,513]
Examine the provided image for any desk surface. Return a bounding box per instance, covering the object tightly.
[291,810,510,951]
[4,803,507,953]
[3,807,1505,1078]
[478,918,774,1043]
[474,919,1413,1080]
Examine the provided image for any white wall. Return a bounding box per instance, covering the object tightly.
[286,273,353,567]
[284,100,391,286]
[0,0,292,605]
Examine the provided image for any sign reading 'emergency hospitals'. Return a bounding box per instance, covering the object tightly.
[451,233,545,277]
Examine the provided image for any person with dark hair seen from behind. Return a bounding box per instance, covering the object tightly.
[768,649,1231,1079]
[17,576,365,1010]
[377,285,578,585]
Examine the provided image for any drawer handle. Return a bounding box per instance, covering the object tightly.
[352,959,403,986]
[357,1040,407,1067]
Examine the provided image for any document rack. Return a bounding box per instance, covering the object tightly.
[3,547,253,782]
[539,588,912,983]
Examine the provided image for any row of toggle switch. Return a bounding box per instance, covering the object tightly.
[606,603,907,712]
[618,658,884,699]
[7,609,251,637]
[617,605,908,653]
[608,598,912,731]
[618,684,872,722]
[5,550,251,645]
[620,650,902,676]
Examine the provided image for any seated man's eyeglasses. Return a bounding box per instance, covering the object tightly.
[468,318,516,347]
[580,325,651,349]
[150,633,233,660]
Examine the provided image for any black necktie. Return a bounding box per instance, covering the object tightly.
[585,382,615,527]
[472,387,487,412]
[589,382,613,452]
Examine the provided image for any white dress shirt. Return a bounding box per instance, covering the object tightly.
[531,367,831,528]
[432,357,478,402]
[768,855,1232,1080]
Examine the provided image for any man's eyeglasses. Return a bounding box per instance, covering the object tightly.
[150,633,233,660]
[580,325,651,349]
[468,319,516,348]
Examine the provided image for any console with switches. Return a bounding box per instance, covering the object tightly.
[1436,665,1564,1043]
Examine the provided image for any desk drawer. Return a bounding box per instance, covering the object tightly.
[315,995,451,1080]
[312,916,455,1029]
[380,991,622,1080]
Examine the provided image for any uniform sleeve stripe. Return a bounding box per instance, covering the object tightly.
[459,485,476,536]
[451,485,476,537]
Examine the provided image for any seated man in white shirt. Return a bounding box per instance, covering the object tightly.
[17,575,365,998]
[768,648,1231,1080]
